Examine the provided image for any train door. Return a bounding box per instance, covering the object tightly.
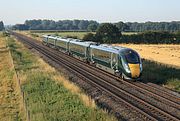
[86,46,91,62]
[111,53,118,70]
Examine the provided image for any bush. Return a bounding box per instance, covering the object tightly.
[66,35,78,39]
[118,31,180,44]
[83,33,95,41]
[96,23,121,44]
[2,31,10,37]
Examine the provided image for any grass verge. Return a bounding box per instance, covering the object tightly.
[7,35,117,121]
[0,33,24,121]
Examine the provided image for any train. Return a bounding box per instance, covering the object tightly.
[42,35,143,80]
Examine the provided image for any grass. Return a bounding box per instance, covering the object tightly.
[18,31,137,40]
[142,59,180,92]
[121,32,138,35]
[7,35,117,121]
[27,31,90,40]
[54,32,93,39]
[17,31,92,41]
[29,31,135,39]
[0,33,24,121]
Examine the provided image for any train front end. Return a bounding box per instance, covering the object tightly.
[120,49,143,80]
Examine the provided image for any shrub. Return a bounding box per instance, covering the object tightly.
[66,35,78,39]
[83,33,95,41]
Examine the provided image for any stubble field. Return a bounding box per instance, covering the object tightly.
[114,44,180,68]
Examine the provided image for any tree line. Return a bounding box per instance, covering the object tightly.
[12,20,99,31]
[118,31,180,44]
[124,21,180,32]
[10,19,180,44]
[12,19,180,32]
[83,23,180,44]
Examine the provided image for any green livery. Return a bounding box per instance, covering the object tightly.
[42,35,143,80]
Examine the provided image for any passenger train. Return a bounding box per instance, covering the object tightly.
[42,35,143,80]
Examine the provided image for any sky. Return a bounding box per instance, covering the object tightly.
[0,0,180,25]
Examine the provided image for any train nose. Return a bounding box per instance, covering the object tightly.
[128,64,140,78]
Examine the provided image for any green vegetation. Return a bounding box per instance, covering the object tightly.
[124,21,180,32]
[83,23,122,43]
[0,33,24,121]
[87,23,98,32]
[142,60,180,92]
[7,36,117,121]
[95,23,121,43]
[12,19,180,32]
[121,32,138,35]
[13,20,99,31]
[23,73,114,121]
[56,32,90,39]
[82,30,180,44]
[83,33,96,41]
[30,31,92,40]
[119,31,180,44]
[28,29,180,44]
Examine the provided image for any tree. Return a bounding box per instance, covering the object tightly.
[12,24,29,30]
[78,20,89,30]
[96,23,121,43]
[14,19,99,30]
[87,24,98,32]
[0,21,5,31]
[125,21,180,32]
[115,21,129,32]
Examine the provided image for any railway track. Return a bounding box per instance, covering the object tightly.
[12,32,180,121]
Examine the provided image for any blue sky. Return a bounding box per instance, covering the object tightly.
[0,0,180,25]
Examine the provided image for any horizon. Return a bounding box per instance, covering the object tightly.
[5,19,180,26]
[1,0,180,25]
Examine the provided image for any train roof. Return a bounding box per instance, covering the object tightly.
[42,35,50,38]
[70,40,96,47]
[48,36,58,39]
[56,37,72,42]
[90,44,134,54]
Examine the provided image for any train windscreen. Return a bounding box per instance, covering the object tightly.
[124,50,139,64]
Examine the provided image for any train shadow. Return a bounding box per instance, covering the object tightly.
[141,59,180,85]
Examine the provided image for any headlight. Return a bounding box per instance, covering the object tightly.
[124,63,131,73]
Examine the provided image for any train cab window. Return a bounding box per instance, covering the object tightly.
[124,50,139,64]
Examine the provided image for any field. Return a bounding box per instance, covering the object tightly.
[0,33,24,120]
[17,31,180,92]
[5,34,117,121]
[114,44,180,68]
[29,31,92,39]
[19,31,137,40]
[121,32,138,35]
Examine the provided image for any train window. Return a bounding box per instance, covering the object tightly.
[56,41,66,48]
[70,44,85,54]
[48,38,55,44]
[93,49,111,62]
[124,50,139,64]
